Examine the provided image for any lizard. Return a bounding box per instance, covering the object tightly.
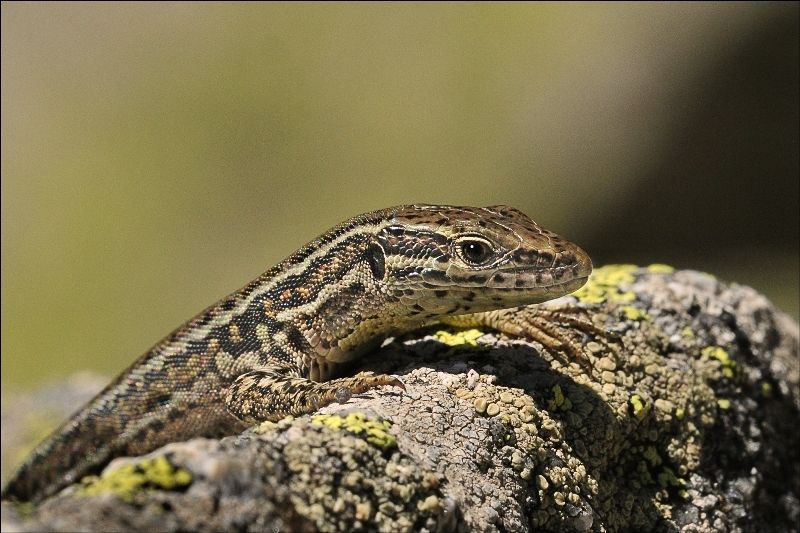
[2,204,602,504]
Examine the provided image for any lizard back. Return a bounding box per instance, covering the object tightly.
[2,204,592,502]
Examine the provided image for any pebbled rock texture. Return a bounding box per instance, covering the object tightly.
[2,266,798,532]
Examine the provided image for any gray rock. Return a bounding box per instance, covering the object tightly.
[2,266,798,532]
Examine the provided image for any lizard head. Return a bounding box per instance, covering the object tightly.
[372,204,592,315]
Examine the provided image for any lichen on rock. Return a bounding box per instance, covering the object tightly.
[79,456,192,503]
[2,266,798,532]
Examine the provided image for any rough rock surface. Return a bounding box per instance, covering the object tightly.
[2,266,798,532]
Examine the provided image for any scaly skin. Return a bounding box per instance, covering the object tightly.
[2,204,595,503]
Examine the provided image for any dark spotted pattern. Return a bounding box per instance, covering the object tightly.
[2,204,592,503]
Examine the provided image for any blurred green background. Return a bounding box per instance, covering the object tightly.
[2,3,798,391]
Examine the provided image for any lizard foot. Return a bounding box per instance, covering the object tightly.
[225,366,404,424]
[441,306,619,372]
[495,306,621,371]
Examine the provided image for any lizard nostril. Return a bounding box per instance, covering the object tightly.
[565,247,593,277]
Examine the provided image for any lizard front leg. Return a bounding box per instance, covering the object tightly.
[439,306,617,371]
[224,361,404,424]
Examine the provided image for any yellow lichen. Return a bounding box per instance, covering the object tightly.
[629,394,650,421]
[646,264,675,274]
[432,328,484,347]
[311,412,397,450]
[80,456,192,502]
[717,399,731,410]
[547,384,573,411]
[702,346,729,364]
[621,305,649,321]
[254,416,295,433]
[701,346,738,380]
[573,264,638,304]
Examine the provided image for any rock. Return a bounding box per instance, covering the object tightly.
[2,266,798,532]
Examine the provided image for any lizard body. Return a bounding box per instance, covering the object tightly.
[2,204,594,503]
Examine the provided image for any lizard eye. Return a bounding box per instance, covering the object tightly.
[456,238,495,266]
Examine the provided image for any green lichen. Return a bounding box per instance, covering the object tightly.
[646,264,675,274]
[574,263,676,305]
[573,264,638,304]
[702,346,738,379]
[657,467,685,489]
[674,407,686,420]
[432,328,484,347]
[311,412,397,450]
[629,394,651,421]
[702,346,730,364]
[80,456,192,502]
[547,384,573,411]
[680,327,695,339]
[621,305,649,321]
[717,399,731,410]
[760,382,773,398]
[253,415,298,433]
[643,446,662,467]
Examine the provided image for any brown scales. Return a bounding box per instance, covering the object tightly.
[2,204,608,503]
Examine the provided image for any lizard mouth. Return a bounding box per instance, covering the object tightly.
[499,271,588,293]
[530,275,589,295]
[474,273,589,308]
[485,253,592,291]
[509,245,593,291]
[434,272,588,312]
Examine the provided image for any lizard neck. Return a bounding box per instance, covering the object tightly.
[209,209,402,366]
